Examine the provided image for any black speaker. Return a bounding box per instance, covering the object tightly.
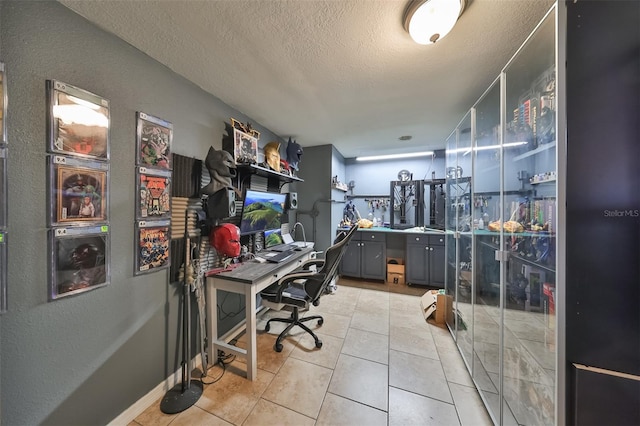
[287,192,298,210]
[205,189,236,219]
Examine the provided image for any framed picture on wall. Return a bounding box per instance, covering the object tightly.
[135,167,172,219]
[48,155,109,226]
[134,220,171,275]
[46,80,110,160]
[0,62,7,145]
[49,225,110,300]
[136,112,172,170]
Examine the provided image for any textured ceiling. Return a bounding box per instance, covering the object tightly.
[59,0,555,158]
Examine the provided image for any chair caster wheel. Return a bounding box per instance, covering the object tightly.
[317,318,324,326]
[315,340,323,348]
[274,343,283,352]
[265,323,271,332]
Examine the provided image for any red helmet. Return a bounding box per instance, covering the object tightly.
[210,223,241,258]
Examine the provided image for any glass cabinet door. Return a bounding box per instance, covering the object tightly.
[453,113,473,368]
[471,79,504,423]
[501,6,557,425]
[444,131,457,335]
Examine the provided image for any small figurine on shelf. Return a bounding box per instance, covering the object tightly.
[279,159,291,176]
[263,141,281,172]
[286,137,303,174]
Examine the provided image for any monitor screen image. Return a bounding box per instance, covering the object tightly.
[239,189,286,235]
[264,228,284,249]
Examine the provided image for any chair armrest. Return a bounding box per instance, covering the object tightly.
[300,258,325,270]
[266,270,327,302]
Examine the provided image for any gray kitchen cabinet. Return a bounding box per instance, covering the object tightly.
[339,231,386,281]
[406,234,445,286]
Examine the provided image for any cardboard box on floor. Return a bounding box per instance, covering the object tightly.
[386,257,405,285]
[386,271,405,285]
[420,289,448,324]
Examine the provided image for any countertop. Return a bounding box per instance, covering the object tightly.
[338,226,447,235]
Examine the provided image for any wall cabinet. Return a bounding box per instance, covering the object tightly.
[405,234,445,287]
[339,231,386,281]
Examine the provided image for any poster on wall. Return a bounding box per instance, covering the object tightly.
[134,220,171,275]
[136,112,172,170]
[49,225,110,300]
[46,80,110,160]
[0,62,7,145]
[136,167,172,219]
[48,155,109,226]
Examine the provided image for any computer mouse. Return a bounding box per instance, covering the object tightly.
[294,247,302,251]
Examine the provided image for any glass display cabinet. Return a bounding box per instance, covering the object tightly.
[445,5,558,425]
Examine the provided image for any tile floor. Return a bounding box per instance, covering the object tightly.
[130,281,492,426]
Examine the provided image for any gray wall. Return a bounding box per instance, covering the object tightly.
[0,2,284,424]
[296,144,336,251]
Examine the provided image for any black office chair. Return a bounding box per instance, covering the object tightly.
[260,224,359,352]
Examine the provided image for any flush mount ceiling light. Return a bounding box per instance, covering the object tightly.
[403,0,466,44]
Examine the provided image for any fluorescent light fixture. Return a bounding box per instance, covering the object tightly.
[446,141,528,155]
[356,151,434,162]
[403,0,466,45]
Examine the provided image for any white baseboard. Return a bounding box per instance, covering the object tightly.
[108,354,203,426]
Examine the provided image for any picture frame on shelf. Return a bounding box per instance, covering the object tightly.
[48,155,109,226]
[46,80,110,160]
[134,220,171,275]
[227,118,260,165]
[49,225,110,300]
[136,167,172,219]
[232,127,258,164]
[136,112,172,170]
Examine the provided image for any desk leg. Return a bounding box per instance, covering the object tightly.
[205,284,217,369]
[245,285,257,381]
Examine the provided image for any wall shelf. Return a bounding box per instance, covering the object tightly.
[530,177,556,185]
[331,183,348,191]
[237,163,303,183]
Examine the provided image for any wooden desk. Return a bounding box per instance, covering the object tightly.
[205,245,315,380]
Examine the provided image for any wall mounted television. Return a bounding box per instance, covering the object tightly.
[239,189,286,235]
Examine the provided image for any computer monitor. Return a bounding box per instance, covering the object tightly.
[239,189,287,235]
[264,228,284,249]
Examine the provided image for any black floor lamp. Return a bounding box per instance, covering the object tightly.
[160,209,203,414]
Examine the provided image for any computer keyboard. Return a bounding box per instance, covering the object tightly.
[268,243,296,252]
[262,249,295,263]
